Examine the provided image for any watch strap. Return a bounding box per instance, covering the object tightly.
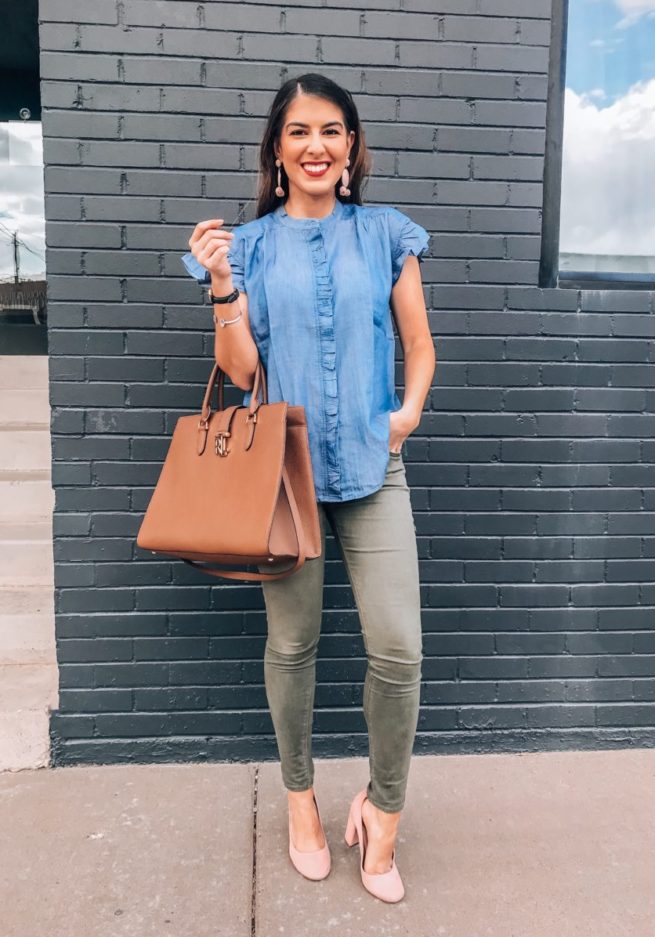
[208,286,240,304]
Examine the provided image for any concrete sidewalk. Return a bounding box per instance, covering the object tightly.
[1,748,653,937]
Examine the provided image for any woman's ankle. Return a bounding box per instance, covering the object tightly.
[287,786,315,801]
[362,797,401,834]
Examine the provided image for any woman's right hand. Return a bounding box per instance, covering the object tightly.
[188,219,235,281]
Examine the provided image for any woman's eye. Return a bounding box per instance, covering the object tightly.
[290,129,339,135]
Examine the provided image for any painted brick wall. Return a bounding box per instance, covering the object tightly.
[41,0,655,765]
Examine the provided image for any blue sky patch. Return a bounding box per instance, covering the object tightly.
[566,0,655,103]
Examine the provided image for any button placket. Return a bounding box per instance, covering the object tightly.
[308,223,340,497]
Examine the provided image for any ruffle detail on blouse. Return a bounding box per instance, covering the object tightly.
[388,207,430,287]
[307,225,341,497]
[226,233,246,292]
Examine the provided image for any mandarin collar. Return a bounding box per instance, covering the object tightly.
[274,198,347,227]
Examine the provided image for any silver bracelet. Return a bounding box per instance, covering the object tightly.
[213,308,243,328]
[214,302,243,328]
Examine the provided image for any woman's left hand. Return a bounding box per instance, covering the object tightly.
[389,407,420,454]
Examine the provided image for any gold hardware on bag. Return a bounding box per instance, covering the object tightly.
[214,431,230,456]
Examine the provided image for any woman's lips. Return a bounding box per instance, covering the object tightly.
[302,163,330,178]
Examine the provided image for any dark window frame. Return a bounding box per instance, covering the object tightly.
[539,0,655,291]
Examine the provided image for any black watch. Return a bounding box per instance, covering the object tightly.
[208,286,240,304]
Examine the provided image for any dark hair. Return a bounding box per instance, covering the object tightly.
[256,73,372,219]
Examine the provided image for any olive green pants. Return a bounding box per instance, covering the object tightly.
[258,453,423,814]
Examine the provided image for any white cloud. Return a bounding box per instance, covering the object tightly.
[559,79,655,257]
[0,122,45,280]
[614,0,655,27]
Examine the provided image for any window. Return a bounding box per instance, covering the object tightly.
[0,118,47,349]
[541,0,655,288]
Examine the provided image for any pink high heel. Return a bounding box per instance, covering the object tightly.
[344,788,405,903]
[288,792,331,880]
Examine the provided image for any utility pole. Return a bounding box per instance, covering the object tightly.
[13,231,20,284]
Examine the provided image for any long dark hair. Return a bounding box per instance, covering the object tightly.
[256,73,372,219]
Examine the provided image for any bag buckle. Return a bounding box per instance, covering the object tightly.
[214,430,230,456]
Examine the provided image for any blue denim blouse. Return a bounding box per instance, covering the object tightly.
[181,199,429,502]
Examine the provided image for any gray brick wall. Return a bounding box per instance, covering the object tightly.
[41,0,655,765]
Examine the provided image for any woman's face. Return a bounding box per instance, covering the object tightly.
[275,93,355,200]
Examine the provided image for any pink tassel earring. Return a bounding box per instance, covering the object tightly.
[275,158,285,198]
[339,158,351,197]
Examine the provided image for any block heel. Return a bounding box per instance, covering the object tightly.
[344,788,405,903]
[344,809,359,847]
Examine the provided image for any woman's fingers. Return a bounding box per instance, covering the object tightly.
[188,219,235,276]
[189,219,233,246]
[193,226,234,260]
[200,230,234,254]
[188,218,225,248]
[198,240,230,266]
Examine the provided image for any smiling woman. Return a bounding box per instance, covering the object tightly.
[180,72,435,903]
[273,100,356,207]
[181,87,433,499]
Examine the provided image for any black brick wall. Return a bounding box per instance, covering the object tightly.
[42,0,655,765]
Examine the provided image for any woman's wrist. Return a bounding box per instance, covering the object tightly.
[397,403,422,432]
[210,273,234,296]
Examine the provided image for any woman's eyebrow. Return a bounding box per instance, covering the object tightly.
[285,121,344,129]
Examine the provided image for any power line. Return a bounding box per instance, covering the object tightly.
[0,222,45,261]
[17,241,45,262]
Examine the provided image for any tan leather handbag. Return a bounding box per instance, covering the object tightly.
[136,359,322,581]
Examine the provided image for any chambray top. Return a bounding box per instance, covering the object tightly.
[181,199,429,502]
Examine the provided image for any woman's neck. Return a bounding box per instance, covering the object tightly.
[283,193,337,220]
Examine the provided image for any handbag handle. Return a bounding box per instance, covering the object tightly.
[200,358,268,425]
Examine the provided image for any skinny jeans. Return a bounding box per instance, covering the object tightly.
[258,453,423,814]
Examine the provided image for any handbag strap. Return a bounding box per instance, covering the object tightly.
[201,358,268,424]
[180,463,309,582]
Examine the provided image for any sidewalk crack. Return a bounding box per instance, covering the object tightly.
[251,765,259,937]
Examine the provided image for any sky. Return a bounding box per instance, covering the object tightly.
[559,0,655,259]
[0,121,45,280]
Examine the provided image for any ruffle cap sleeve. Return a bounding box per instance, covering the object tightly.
[387,206,430,287]
[180,228,246,291]
[180,250,211,284]
[226,230,246,292]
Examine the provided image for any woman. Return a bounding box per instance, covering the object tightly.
[182,73,436,903]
